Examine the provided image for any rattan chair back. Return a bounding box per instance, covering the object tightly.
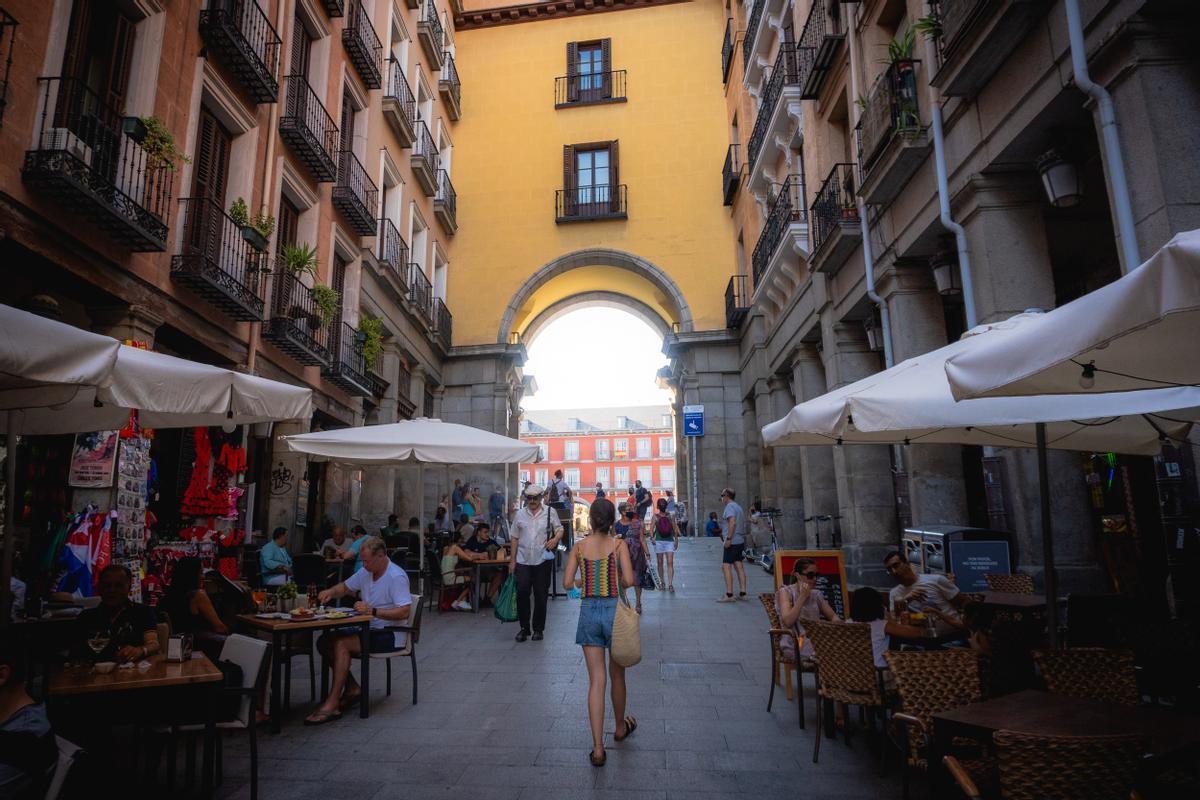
[992,729,1147,800]
[886,649,984,768]
[759,593,792,664]
[1033,647,1140,706]
[984,573,1035,594]
[806,619,882,706]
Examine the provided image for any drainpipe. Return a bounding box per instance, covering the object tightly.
[923,3,978,329]
[1065,0,1139,274]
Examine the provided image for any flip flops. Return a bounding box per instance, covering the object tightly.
[614,716,638,742]
[589,749,607,767]
[303,709,342,726]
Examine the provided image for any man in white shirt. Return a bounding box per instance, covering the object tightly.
[305,536,412,725]
[508,484,563,642]
[883,550,967,624]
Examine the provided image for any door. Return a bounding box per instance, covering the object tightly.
[189,109,233,267]
[575,148,610,216]
[288,15,313,123]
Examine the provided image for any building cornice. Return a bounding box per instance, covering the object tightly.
[454,0,690,31]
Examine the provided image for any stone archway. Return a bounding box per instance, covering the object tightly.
[521,291,672,344]
[496,248,693,343]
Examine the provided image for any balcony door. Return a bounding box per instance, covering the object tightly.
[564,141,619,216]
[189,108,232,268]
[566,39,611,103]
[288,14,313,123]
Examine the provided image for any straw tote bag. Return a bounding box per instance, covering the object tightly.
[611,544,642,667]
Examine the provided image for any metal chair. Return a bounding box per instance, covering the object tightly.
[292,553,327,588]
[347,595,424,705]
[806,619,890,773]
[758,592,814,728]
[984,573,1035,594]
[1033,647,1140,706]
[44,736,83,800]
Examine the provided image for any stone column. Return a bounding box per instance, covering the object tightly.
[879,264,968,527]
[266,418,312,547]
[752,379,778,509]
[741,395,763,506]
[821,318,896,586]
[792,344,837,550]
[89,304,165,345]
[361,341,402,533]
[768,374,805,545]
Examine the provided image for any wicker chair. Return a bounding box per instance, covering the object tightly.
[758,592,814,728]
[984,573,1035,594]
[1033,647,1140,706]
[886,649,989,800]
[806,619,890,772]
[944,730,1147,800]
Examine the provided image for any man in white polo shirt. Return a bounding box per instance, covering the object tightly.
[509,484,563,642]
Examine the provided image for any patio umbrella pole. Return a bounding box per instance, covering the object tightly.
[417,461,425,596]
[1,411,16,626]
[1036,422,1060,649]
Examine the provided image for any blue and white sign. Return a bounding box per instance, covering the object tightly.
[682,404,704,437]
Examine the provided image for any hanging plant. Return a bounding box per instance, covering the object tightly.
[913,13,942,42]
[281,243,319,278]
[140,115,191,172]
[228,197,250,227]
[880,27,917,71]
[311,284,341,328]
[357,316,385,367]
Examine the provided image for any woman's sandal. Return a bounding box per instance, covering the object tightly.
[669,585,675,593]
[303,709,342,726]
[636,604,643,614]
[613,716,638,742]
[589,749,606,767]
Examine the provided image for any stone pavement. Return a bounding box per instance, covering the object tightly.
[214,538,903,799]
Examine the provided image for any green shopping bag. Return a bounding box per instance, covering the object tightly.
[494,575,518,623]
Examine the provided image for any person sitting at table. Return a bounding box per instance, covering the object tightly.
[305,537,412,725]
[261,527,293,586]
[777,558,841,660]
[0,633,57,799]
[320,525,348,559]
[380,514,402,539]
[848,586,928,668]
[883,551,968,627]
[161,556,229,660]
[338,525,371,573]
[440,531,477,612]
[464,523,505,603]
[456,514,475,541]
[73,564,160,663]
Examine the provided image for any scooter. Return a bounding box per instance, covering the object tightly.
[804,514,843,548]
[752,509,782,573]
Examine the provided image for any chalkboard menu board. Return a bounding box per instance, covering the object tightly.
[773,550,849,620]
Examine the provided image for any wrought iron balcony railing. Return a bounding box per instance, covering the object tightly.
[722,143,742,206]
[434,169,457,234]
[555,69,627,107]
[751,173,806,287]
[343,0,383,89]
[433,297,452,352]
[0,8,15,127]
[810,163,857,255]
[417,1,445,68]
[199,0,280,103]
[409,263,433,325]
[378,217,409,290]
[940,0,989,56]
[747,44,803,170]
[279,74,338,182]
[438,51,461,120]
[721,18,734,83]
[332,150,378,236]
[321,0,345,17]
[410,119,439,195]
[383,58,416,146]
[556,184,627,223]
[171,196,267,321]
[858,60,922,172]
[23,76,173,251]
[265,266,332,366]
[396,361,416,419]
[725,274,749,329]
[323,321,382,396]
[798,0,844,99]
[743,0,764,70]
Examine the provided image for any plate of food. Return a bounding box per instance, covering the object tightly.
[323,610,351,619]
[289,607,316,619]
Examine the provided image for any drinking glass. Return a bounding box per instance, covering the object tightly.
[87,631,111,659]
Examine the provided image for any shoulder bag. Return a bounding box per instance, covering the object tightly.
[610,542,642,667]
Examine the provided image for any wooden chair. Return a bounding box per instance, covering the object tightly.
[1033,647,1140,706]
[984,573,1035,594]
[806,619,890,773]
[944,730,1147,800]
[348,595,423,705]
[886,649,989,800]
[758,592,814,728]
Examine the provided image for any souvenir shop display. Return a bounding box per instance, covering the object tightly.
[143,541,216,606]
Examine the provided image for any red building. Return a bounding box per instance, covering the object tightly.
[519,406,676,506]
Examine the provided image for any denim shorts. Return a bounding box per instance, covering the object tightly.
[575,598,618,647]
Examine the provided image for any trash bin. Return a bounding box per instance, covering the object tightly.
[902,525,1014,591]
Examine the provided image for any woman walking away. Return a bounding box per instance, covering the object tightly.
[564,498,637,767]
[651,497,680,593]
[616,504,651,614]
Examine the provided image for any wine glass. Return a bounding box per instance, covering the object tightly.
[87,630,111,660]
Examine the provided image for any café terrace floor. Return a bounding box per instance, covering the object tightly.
[214,537,902,800]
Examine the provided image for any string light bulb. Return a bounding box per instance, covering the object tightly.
[1079,362,1096,389]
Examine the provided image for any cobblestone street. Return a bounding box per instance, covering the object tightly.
[216,538,901,799]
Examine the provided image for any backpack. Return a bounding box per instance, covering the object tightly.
[655,514,674,539]
[548,481,561,505]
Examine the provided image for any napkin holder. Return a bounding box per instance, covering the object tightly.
[166,634,193,662]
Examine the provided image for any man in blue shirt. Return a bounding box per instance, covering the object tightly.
[260,527,293,586]
[718,488,748,602]
[488,487,507,541]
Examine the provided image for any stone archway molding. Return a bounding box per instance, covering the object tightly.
[521,291,673,345]
[496,248,693,343]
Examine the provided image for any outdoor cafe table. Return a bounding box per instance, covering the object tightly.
[929,689,1200,799]
[469,558,510,612]
[236,612,373,733]
[48,654,224,796]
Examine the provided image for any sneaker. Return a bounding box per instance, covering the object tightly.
[452,600,471,611]
[717,595,736,603]
[515,630,529,642]
[737,593,748,601]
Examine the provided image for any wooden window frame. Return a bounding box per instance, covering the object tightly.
[561,140,622,220]
[561,38,623,108]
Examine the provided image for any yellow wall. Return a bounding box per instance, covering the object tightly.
[448,1,736,345]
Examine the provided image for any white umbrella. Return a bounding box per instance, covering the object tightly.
[762,313,1200,646]
[0,304,122,410]
[945,229,1200,400]
[284,418,541,588]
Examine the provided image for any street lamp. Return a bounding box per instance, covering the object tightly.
[930,242,962,296]
[1036,148,1083,208]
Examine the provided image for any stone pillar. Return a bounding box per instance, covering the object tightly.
[792,344,837,550]
[879,265,968,527]
[768,374,805,545]
[266,419,312,548]
[821,318,896,586]
[752,379,778,509]
[741,395,762,506]
[361,341,402,533]
[89,304,165,345]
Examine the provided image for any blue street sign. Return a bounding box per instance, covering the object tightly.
[682,404,704,437]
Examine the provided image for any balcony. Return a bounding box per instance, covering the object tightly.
[332,150,378,236]
[798,0,845,100]
[171,196,268,321]
[721,18,734,84]
[409,263,433,327]
[377,218,410,299]
[323,322,383,397]
[199,0,280,104]
[382,59,416,148]
[433,297,452,352]
[22,77,173,251]
[434,169,457,235]
[742,0,790,89]
[856,61,930,207]
[0,8,15,127]
[747,44,806,190]
[438,52,461,120]
[742,0,764,72]
[321,0,345,16]
[932,0,1049,98]
[410,120,439,196]
[554,70,627,108]
[751,174,807,289]
[396,362,416,419]
[342,1,383,90]
[264,268,332,366]
[279,75,338,182]
[725,274,750,329]
[417,2,446,70]
[556,185,628,223]
[808,163,861,275]
[722,144,743,206]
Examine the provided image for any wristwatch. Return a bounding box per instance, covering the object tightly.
[371,607,377,618]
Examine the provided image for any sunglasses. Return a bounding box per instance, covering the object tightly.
[801,571,818,579]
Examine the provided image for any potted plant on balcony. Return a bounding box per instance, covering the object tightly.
[356,316,384,368]
[229,198,275,252]
[880,27,917,76]
[311,284,341,330]
[122,116,148,143]
[139,116,191,172]
[913,13,942,42]
[281,243,319,278]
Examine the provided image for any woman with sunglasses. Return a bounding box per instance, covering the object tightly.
[776,558,840,661]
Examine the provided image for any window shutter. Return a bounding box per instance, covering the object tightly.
[61,0,92,81]
[562,144,576,216]
[106,13,137,113]
[600,38,612,99]
[565,42,579,103]
[608,141,620,213]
